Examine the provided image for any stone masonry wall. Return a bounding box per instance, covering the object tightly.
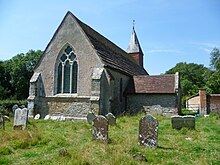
[127,94,178,116]
[103,69,130,116]
[34,13,103,97]
[35,97,91,118]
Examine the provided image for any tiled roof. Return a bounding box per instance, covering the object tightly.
[126,74,176,94]
[71,12,148,76]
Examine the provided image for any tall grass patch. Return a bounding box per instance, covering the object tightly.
[0,113,219,164]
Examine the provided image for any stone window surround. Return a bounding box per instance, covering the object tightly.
[56,44,78,94]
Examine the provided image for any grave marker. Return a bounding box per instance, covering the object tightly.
[139,114,159,148]
[0,115,10,130]
[13,108,28,130]
[92,115,108,143]
[87,112,97,124]
[171,115,195,130]
[0,115,3,129]
[105,113,116,126]
[34,114,40,120]
[44,115,50,120]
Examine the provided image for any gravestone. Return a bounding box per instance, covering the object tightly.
[171,115,195,130]
[105,113,116,126]
[171,116,183,130]
[12,104,18,113]
[183,116,195,129]
[13,108,28,130]
[87,112,97,124]
[34,114,40,120]
[44,115,50,120]
[92,115,108,143]
[0,115,3,129]
[0,115,10,130]
[139,114,159,148]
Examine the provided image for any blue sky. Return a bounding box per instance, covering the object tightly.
[0,0,220,75]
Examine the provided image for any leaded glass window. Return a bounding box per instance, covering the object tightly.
[57,45,78,94]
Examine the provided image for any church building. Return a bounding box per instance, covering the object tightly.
[28,11,181,120]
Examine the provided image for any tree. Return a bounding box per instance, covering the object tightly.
[205,48,220,93]
[2,50,42,100]
[210,47,220,71]
[0,61,12,99]
[165,62,210,105]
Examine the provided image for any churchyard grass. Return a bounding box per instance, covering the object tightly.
[0,113,219,164]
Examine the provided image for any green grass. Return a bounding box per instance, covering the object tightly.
[0,113,220,165]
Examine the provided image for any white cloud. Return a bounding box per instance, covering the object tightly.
[146,49,183,54]
[188,41,220,54]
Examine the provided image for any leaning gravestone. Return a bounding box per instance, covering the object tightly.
[87,112,97,124]
[14,108,28,130]
[139,114,159,148]
[92,115,108,143]
[105,113,116,126]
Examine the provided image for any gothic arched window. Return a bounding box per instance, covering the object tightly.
[57,45,78,94]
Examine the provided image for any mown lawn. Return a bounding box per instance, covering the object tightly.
[0,113,219,165]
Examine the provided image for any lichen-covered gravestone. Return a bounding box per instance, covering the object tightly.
[92,115,108,143]
[105,113,116,126]
[13,108,28,130]
[87,112,97,124]
[139,114,159,147]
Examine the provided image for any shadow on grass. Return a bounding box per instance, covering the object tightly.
[157,145,174,150]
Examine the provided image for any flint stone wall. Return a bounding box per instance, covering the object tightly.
[34,97,91,119]
[127,94,178,115]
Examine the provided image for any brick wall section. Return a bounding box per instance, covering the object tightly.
[128,52,143,67]
[209,95,220,114]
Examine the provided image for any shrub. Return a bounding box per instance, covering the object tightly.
[0,100,27,115]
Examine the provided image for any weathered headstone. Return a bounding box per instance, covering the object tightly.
[12,104,18,113]
[183,116,195,129]
[171,116,183,130]
[13,108,28,130]
[139,114,159,148]
[44,115,50,120]
[171,115,195,130]
[0,115,3,129]
[0,115,10,130]
[20,105,26,109]
[92,115,108,143]
[34,114,40,120]
[87,112,97,124]
[105,113,116,126]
